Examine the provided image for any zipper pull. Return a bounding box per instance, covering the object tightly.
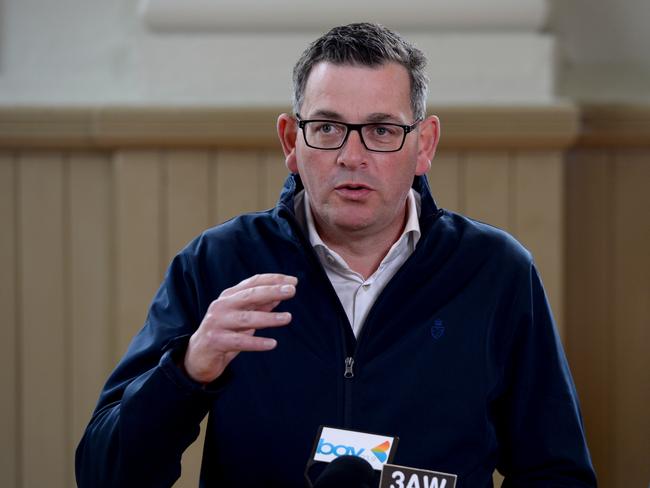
[344,357,354,378]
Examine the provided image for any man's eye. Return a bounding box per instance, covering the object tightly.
[373,125,397,136]
[312,122,343,136]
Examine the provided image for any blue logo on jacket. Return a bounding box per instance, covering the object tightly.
[431,319,445,340]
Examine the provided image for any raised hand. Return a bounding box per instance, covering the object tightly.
[183,273,297,384]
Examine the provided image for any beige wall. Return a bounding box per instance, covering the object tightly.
[0,104,648,487]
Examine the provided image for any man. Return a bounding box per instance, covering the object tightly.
[76,23,596,487]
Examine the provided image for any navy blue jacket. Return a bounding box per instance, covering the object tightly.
[76,174,596,487]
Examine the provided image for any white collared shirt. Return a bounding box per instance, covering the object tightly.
[295,189,421,337]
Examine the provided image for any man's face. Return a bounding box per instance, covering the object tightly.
[280,61,438,240]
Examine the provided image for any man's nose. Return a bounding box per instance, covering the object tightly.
[337,129,368,167]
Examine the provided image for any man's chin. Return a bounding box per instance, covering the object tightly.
[330,216,375,234]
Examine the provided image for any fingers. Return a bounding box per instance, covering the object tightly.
[211,309,292,331]
[213,330,278,353]
[182,274,298,383]
[220,283,296,312]
[221,273,297,298]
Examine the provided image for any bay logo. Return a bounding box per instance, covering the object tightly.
[317,438,390,462]
[311,426,398,471]
[317,438,366,457]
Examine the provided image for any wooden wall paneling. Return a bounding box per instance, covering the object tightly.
[69,153,114,461]
[512,151,564,334]
[0,154,18,488]
[19,153,70,488]
[165,151,210,262]
[565,149,614,486]
[463,151,511,231]
[611,150,650,487]
[429,151,462,214]
[211,150,263,225]
[262,151,290,210]
[114,151,164,359]
[164,150,210,488]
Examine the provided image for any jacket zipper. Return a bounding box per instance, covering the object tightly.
[344,357,354,378]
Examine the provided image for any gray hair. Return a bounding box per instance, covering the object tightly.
[292,23,429,121]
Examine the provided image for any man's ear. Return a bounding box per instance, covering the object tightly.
[415,115,441,175]
[277,113,298,173]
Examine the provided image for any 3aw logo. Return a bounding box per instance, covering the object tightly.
[317,438,390,463]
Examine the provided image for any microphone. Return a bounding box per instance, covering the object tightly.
[313,455,376,488]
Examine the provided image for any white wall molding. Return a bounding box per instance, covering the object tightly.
[0,0,555,105]
[139,0,548,33]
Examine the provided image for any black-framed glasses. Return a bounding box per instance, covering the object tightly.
[296,114,420,153]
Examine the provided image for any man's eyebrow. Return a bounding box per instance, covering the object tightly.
[365,113,402,123]
[307,110,403,123]
[309,109,343,120]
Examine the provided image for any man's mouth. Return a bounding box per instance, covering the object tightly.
[334,183,373,199]
[335,183,372,191]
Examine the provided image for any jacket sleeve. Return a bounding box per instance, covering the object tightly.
[495,264,597,487]
[75,251,217,488]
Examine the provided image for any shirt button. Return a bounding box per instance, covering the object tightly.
[326,254,335,263]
